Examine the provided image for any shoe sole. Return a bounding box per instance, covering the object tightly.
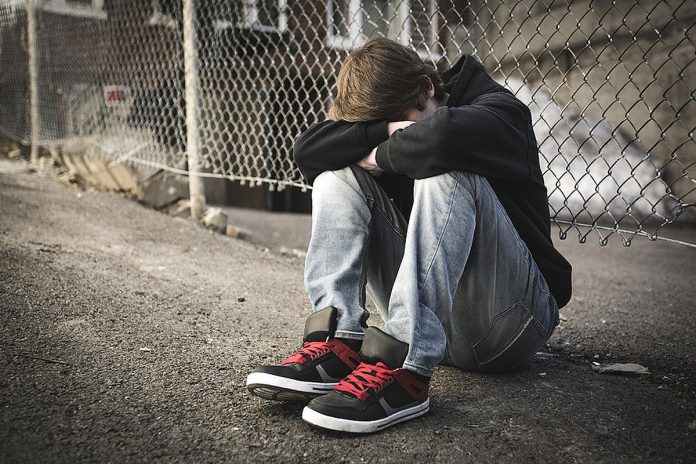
[246,372,337,402]
[301,398,430,433]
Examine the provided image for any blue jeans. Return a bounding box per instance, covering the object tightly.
[304,166,559,377]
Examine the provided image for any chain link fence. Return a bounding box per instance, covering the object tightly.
[0,0,694,245]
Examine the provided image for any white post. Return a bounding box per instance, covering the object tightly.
[26,0,40,164]
[182,0,206,220]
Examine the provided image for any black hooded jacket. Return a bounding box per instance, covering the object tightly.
[293,55,572,308]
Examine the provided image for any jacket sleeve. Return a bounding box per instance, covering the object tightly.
[375,92,535,181]
[293,119,389,185]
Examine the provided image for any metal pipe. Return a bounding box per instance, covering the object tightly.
[182,0,206,220]
[26,0,39,164]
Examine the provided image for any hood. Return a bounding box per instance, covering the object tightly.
[441,55,510,106]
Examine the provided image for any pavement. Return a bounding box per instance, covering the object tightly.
[1,158,695,463]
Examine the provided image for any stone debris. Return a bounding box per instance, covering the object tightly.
[1,138,22,159]
[225,224,252,240]
[592,362,650,376]
[37,155,58,173]
[140,171,189,209]
[202,207,227,234]
[165,203,254,241]
[59,141,139,193]
[165,199,191,218]
[57,169,82,187]
[279,246,307,259]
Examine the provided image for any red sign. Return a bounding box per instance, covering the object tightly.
[103,85,131,107]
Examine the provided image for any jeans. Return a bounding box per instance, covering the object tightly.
[304,166,559,377]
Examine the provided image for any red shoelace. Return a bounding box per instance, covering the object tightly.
[281,341,334,366]
[335,361,395,401]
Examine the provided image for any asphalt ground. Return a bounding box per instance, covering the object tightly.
[1,159,695,463]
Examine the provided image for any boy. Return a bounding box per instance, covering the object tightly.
[246,38,572,433]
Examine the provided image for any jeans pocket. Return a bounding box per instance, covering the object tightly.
[473,301,547,374]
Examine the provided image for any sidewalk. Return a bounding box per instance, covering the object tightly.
[1,161,695,463]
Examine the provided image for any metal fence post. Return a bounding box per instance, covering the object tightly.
[182,0,205,220]
[26,0,39,165]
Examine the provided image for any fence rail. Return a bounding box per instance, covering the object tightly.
[0,0,694,246]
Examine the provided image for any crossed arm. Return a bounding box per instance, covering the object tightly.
[292,119,414,185]
[355,121,415,176]
[293,92,536,185]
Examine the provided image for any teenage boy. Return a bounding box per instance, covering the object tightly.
[246,38,572,433]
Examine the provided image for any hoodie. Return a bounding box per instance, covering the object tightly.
[293,55,572,308]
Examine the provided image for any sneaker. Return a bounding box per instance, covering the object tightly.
[302,327,430,433]
[246,307,362,401]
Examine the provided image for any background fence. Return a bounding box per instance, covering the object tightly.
[0,0,694,245]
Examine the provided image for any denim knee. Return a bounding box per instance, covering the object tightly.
[312,167,365,203]
[313,166,355,190]
[413,170,479,201]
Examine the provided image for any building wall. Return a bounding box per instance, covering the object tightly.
[482,0,696,204]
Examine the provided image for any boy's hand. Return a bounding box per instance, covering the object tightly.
[356,147,383,176]
[356,122,415,176]
[388,121,415,135]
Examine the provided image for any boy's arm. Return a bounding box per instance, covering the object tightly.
[375,91,538,181]
[293,119,389,185]
[356,121,415,175]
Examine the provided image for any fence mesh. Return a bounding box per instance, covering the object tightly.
[0,0,694,245]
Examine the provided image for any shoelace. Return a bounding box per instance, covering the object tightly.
[281,341,333,366]
[335,361,395,401]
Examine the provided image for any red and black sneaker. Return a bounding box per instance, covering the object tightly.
[246,307,362,401]
[302,327,430,433]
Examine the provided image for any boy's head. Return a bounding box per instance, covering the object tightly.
[329,38,445,122]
